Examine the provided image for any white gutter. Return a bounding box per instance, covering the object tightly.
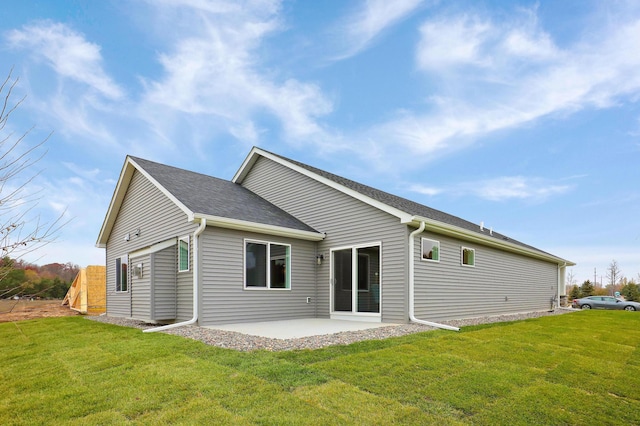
[408,221,460,332]
[144,218,207,333]
[193,213,325,241]
[406,216,575,267]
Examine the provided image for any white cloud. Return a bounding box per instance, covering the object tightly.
[6,21,124,100]
[411,176,572,202]
[474,176,570,201]
[140,0,332,143]
[333,0,424,60]
[417,15,493,70]
[409,185,442,196]
[368,6,640,161]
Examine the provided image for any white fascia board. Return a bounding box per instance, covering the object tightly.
[96,159,136,247]
[128,157,193,218]
[194,214,326,241]
[409,216,575,266]
[95,157,194,247]
[232,147,260,183]
[233,148,413,223]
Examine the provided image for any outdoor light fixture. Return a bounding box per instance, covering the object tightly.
[316,254,324,265]
[124,233,130,242]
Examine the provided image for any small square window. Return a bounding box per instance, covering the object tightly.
[421,238,440,262]
[179,236,190,272]
[461,247,475,267]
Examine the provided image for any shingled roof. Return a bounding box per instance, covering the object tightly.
[98,149,570,265]
[129,156,318,234]
[256,149,559,259]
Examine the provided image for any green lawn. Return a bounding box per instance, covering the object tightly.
[1,311,639,425]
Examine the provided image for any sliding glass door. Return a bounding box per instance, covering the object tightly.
[332,244,380,315]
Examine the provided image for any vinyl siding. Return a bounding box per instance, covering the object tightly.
[153,245,177,320]
[199,227,316,325]
[413,231,558,321]
[105,169,195,319]
[130,254,151,320]
[240,157,408,323]
[176,238,193,321]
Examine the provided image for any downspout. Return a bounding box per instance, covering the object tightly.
[409,221,460,332]
[144,218,207,333]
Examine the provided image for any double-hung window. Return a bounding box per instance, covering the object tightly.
[115,256,128,292]
[178,236,190,272]
[421,238,440,262]
[245,240,291,289]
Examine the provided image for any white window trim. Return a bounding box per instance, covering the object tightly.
[178,235,190,272]
[421,238,440,263]
[461,246,475,267]
[115,255,129,292]
[329,241,382,318]
[243,239,292,290]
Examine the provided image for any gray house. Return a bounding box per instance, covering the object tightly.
[96,147,574,329]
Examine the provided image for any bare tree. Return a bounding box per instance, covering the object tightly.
[606,259,623,290]
[565,269,576,294]
[0,68,67,278]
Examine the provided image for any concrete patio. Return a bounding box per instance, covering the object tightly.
[205,318,396,339]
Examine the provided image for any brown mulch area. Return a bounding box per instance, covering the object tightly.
[0,300,80,323]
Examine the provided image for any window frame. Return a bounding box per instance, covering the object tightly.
[244,239,291,290]
[178,235,190,272]
[115,255,129,292]
[421,238,440,262]
[461,246,475,267]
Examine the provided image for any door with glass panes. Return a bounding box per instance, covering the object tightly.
[331,244,380,316]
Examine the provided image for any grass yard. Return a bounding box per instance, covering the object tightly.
[1,311,639,425]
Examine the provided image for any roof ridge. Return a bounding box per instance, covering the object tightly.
[128,154,319,234]
[128,155,228,182]
[256,148,553,256]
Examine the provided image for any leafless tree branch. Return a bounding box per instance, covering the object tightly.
[0,68,69,269]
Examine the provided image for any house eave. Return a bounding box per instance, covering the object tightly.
[193,214,326,241]
[95,158,136,247]
[407,216,575,266]
[96,156,194,247]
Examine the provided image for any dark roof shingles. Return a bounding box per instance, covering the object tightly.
[130,156,318,233]
[265,150,555,256]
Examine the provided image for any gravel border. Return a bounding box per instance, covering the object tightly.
[86,308,577,352]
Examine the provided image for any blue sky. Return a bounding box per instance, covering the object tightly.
[1,0,639,286]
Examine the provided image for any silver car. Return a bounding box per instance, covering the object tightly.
[572,296,640,311]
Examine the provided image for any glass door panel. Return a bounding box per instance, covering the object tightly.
[333,249,352,312]
[357,246,380,313]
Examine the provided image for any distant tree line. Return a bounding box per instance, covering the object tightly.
[0,257,79,299]
[568,260,640,302]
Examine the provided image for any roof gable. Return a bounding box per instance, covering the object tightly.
[234,147,574,265]
[96,156,322,247]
